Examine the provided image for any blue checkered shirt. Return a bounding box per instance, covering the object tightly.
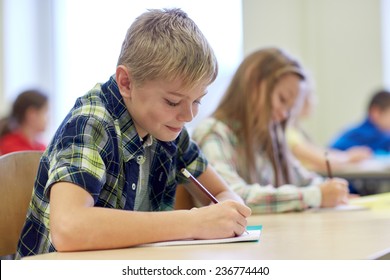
[16,76,207,258]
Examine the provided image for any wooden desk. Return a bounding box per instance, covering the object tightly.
[331,157,390,179]
[24,206,390,260]
[319,157,390,195]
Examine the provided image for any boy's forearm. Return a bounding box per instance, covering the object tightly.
[52,208,196,252]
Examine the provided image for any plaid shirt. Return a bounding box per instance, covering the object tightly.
[16,76,207,259]
[192,118,323,214]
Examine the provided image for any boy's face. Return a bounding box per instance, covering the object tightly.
[124,78,207,141]
[372,107,390,132]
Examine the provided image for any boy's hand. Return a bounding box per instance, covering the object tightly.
[189,200,251,239]
[346,146,373,162]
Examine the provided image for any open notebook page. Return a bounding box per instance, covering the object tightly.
[138,225,262,247]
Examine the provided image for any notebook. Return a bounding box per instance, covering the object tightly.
[138,225,262,247]
[308,204,368,212]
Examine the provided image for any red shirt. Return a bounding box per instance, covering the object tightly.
[0,131,46,155]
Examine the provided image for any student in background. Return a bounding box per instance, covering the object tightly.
[329,89,390,154]
[287,84,372,174]
[0,89,48,155]
[192,48,349,214]
[16,8,250,259]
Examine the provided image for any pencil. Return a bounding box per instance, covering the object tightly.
[325,151,333,178]
[181,168,219,204]
[181,168,249,236]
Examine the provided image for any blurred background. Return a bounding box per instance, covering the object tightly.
[0,0,389,146]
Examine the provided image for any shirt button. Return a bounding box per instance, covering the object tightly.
[137,155,145,165]
[132,183,136,190]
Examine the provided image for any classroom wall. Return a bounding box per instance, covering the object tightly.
[0,0,4,114]
[0,0,386,147]
[383,0,390,88]
[243,0,384,146]
[1,0,55,107]
[0,0,56,142]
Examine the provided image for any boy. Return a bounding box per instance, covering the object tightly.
[16,8,250,259]
[330,90,390,154]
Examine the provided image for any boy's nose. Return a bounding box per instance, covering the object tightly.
[178,105,194,122]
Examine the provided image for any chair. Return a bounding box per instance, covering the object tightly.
[174,184,196,210]
[0,151,43,259]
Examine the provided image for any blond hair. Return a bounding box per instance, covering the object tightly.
[117,8,218,89]
[213,48,306,186]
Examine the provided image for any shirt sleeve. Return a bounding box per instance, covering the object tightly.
[193,119,322,214]
[286,126,305,149]
[45,114,112,203]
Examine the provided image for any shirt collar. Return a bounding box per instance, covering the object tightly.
[141,134,153,147]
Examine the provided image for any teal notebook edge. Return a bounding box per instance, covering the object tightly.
[245,225,262,243]
[247,225,262,231]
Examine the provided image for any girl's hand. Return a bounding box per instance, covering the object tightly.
[320,178,349,207]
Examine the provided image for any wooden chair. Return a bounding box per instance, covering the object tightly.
[0,151,43,259]
[174,184,196,210]
[174,184,209,210]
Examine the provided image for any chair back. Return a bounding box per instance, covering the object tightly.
[0,151,42,257]
[174,185,197,210]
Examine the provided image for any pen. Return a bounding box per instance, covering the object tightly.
[325,151,333,178]
[181,168,219,204]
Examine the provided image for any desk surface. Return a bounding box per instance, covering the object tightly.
[324,157,390,179]
[24,201,390,260]
[318,158,390,195]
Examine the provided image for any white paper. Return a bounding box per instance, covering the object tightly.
[138,228,261,247]
[308,204,368,212]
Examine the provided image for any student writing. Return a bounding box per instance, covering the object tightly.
[192,48,349,214]
[286,83,372,173]
[15,8,251,259]
[330,89,390,154]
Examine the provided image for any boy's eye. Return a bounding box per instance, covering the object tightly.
[194,99,202,105]
[166,99,179,107]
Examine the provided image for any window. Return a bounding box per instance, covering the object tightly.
[53,0,243,134]
[2,0,242,141]
[382,0,390,88]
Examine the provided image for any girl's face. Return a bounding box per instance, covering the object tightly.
[26,103,49,133]
[271,73,304,123]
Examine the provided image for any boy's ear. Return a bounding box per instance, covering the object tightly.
[116,65,132,98]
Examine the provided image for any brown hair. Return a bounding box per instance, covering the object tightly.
[213,48,306,186]
[367,89,390,112]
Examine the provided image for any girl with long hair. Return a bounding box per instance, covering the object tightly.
[192,48,348,213]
